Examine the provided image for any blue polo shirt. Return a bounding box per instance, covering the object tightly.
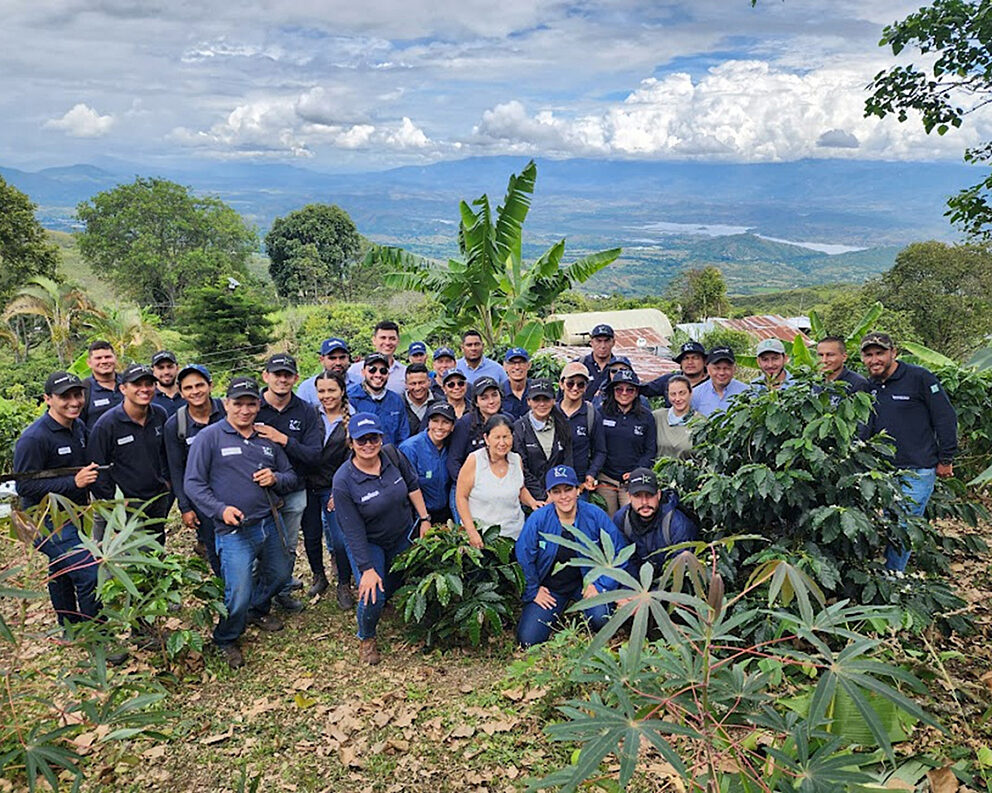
[690,379,748,417]
[562,401,607,481]
[88,403,169,500]
[81,375,122,428]
[184,419,301,529]
[163,398,225,513]
[398,431,450,513]
[600,405,657,480]
[256,391,324,480]
[332,450,421,571]
[455,356,508,387]
[152,389,185,418]
[501,380,531,420]
[346,382,410,446]
[13,413,89,508]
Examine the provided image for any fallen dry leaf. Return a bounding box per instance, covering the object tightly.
[501,688,524,701]
[141,745,168,761]
[201,728,234,745]
[294,692,316,709]
[449,724,475,739]
[338,745,363,768]
[927,767,959,793]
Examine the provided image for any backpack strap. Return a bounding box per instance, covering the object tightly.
[585,401,594,438]
[381,443,403,470]
[620,508,635,542]
[176,404,189,443]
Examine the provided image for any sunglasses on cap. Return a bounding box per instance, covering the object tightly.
[562,378,587,389]
[354,435,382,446]
[366,366,389,375]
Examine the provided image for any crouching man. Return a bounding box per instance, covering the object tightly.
[184,377,300,668]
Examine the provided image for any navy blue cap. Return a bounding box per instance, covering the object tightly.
[45,371,84,396]
[473,376,500,395]
[673,341,706,364]
[442,369,467,384]
[627,467,659,495]
[320,337,349,356]
[433,346,456,361]
[609,368,641,387]
[121,362,156,384]
[591,323,614,339]
[407,341,427,357]
[546,465,579,490]
[265,354,298,374]
[364,351,389,368]
[348,412,383,439]
[426,402,456,422]
[503,347,530,362]
[177,363,212,384]
[151,349,177,366]
[528,378,555,399]
[706,346,736,364]
[227,376,260,399]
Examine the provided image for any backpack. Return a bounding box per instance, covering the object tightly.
[620,489,698,568]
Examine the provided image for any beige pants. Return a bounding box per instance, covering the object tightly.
[595,474,629,517]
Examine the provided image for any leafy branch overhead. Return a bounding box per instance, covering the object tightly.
[367,160,621,353]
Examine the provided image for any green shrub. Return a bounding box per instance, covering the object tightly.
[391,524,524,648]
[0,394,42,470]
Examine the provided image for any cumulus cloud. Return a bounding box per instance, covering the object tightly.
[817,128,859,148]
[43,103,115,137]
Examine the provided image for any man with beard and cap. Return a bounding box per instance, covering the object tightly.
[580,323,631,402]
[297,337,352,406]
[642,340,709,402]
[151,350,184,417]
[690,347,748,417]
[348,352,411,446]
[751,338,794,391]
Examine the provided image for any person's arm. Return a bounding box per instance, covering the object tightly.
[395,399,411,444]
[86,419,116,500]
[514,515,541,601]
[13,431,90,502]
[269,444,302,494]
[183,436,227,524]
[634,411,658,470]
[921,369,958,474]
[273,409,323,469]
[446,419,470,481]
[408,489,432,537]
[455,453,480,541]
[333,473,373,572]
[163,417,193,513]
[641,373,671,400]
[512,420,544,502]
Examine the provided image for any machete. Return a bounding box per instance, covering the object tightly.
[0,464,113,484]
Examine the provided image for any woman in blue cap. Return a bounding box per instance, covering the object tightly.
[596,368,657,516]
[515,465,629,647]
[332,412,433,665]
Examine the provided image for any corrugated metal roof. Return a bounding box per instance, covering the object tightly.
[548,308,674,345]
[546,345,680,382]
[612,327,668,349]
[676,314,810,344]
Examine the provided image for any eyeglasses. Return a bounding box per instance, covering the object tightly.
[366,366,389,375]
[562,378,587,389]
[613,385,638,394]
[444,380,467,388]
[354,435,382,446]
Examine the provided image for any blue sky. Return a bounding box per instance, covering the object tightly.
[2,0,988,172]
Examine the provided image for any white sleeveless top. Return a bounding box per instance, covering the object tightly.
[467,448,525,540]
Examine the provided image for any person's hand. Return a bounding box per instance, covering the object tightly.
[222,506,244,526]
[73,462,100,488]
[582,583,598,601]
[418,519,432,539]
[534,586,556,609]
[465,527,484,549]
[937,462,954,479]
[358,568,384,605]
[621,472,630,481]
[529,499,546,510]
[583,475,596,492]
[252,468,276,487]
[253,424,288,446]
[326,494,334,511]
[181,510,200,530]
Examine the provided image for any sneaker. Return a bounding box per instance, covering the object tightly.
[285,577,304,591]
[307,575,329,598]
[274,593,304,613]
[247,612,284,632]
[336,582,355,610]
[359,638,380,665]
[216,643,244,669]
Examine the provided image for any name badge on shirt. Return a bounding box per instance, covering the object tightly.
[57,446,72,455]
[221,447,243,456]
[116,435,134,446]
[603,419,617,427]
[185,437,195,446]
[93,398,110,407]
[361,490,380,503]
[892,395,910,401]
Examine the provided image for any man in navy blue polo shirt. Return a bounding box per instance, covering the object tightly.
[817,336,868,402]
[255,353,323,610]
[501,347,532,420]
[860,331,958,571]
[184,376,301,668]
[151,350,184,417]
[80,340,122,428]
[296,337,352,406]
[14,371,101,630]
[580,324,630,401]
[348,352,410,446]
[642,341,709,402]
[88,362,171,545]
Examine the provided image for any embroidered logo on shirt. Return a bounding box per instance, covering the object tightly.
[262,446,274,458]
[360,490,380,502]
[289,419,302,432]
[930,383,940,393]
[221,447,242,456]
[116,435,134,446]
[633,425,644,436]
[154,427,162,436]
[57,446,72,455]
[186,437,195,446]
[576,427,587,437]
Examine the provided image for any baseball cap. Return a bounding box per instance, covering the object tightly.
[609,368,641,388]
[473,376,500,395]
[348,412,383,439]
[755,338,787,356]
[177,363,212,384]
[227,376,260,399]
[364,351,389,368]
[673,341,706,364]
[265,354,298,374]
[626,467,659,496]
[121,362,156,384]
[442,369,467,384]
[545,465,579,490]
[607,357,633,371]
[560,361,591,381]
[707,346,736,365]
[528,378,555,399]
[503,347,530,362]
[320,337,349,356]
[151,349,177,366]
[408,341,427,357]
[426,402,456,422]
[590,323,614,339]
[433,346,456,361]
[45,371,84,396]
[860,331,894,351]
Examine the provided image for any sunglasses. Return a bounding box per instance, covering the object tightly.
[613,384,638,394]
[354,435,382,446]
[366,366,389,375]
[562,378,587,389]
[444,380,467,388]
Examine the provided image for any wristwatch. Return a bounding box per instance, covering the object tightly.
[418,515,431,523]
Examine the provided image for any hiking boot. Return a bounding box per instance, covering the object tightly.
[359,638,380,666]
[307,574,329,598]
[274,593,304,613]
[285,577,304,591]
[216,643,244,669]
[247,612,284,632]
[336,582,355,610]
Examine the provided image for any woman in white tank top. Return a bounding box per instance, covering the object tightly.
[456,415,544,543]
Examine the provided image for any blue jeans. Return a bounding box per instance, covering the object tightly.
[194,508,221,577]
[343,530,413,640]
[886,467,937,572]
[213,517,292,646]
[516,586,611,647]
[276,489,306,594]
[34,522,99,627]
[320,502,353,584]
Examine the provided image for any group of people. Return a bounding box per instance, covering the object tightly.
[14,319,958,668]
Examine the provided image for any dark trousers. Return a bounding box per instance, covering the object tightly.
[516,586,611,647]
[34,522,99,627]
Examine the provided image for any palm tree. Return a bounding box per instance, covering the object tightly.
[83,306,163,361]
[2,276,98,366]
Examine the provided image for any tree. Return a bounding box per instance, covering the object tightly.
[83,306,163,363]
[76,178,257,318]
[264,204,364,303]
[370,160,621,352]
[0,177,59,305]
[2,276,97,366]
[865,0,992,238]
[667,266,730,322]
[176,279,275,372]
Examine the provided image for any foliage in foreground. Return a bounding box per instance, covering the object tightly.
[392,524,524,648]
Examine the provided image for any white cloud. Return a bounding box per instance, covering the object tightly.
[817,128,859,149]
[43,103,115,137]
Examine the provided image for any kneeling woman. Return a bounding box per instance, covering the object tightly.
[332,413,433,665]
[515,466,629,647]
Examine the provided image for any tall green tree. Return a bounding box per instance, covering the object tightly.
[0,177,59,305]
[865,0,992,238]
[667,265,730,321]
[76,178,257,319]
[83,306,163,363]
[370,160,621,352]
[264,204,364,303]
[2,276,97,366]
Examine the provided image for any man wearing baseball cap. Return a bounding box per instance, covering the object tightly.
[347,352,411,446]
[429,346,458,398]
[512,378,573,501]
[690,347,748,417]
[816,335,867,400]
[580,323,631,401]
[642,340,709,402]
[297,337,351,406]
[406,341,428,366]
[751,338,793,391]
[151,350,184,418]
[14,371,102,630]
[185,376,301,668]
[501,347,533,420]
[860,331,958,571]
